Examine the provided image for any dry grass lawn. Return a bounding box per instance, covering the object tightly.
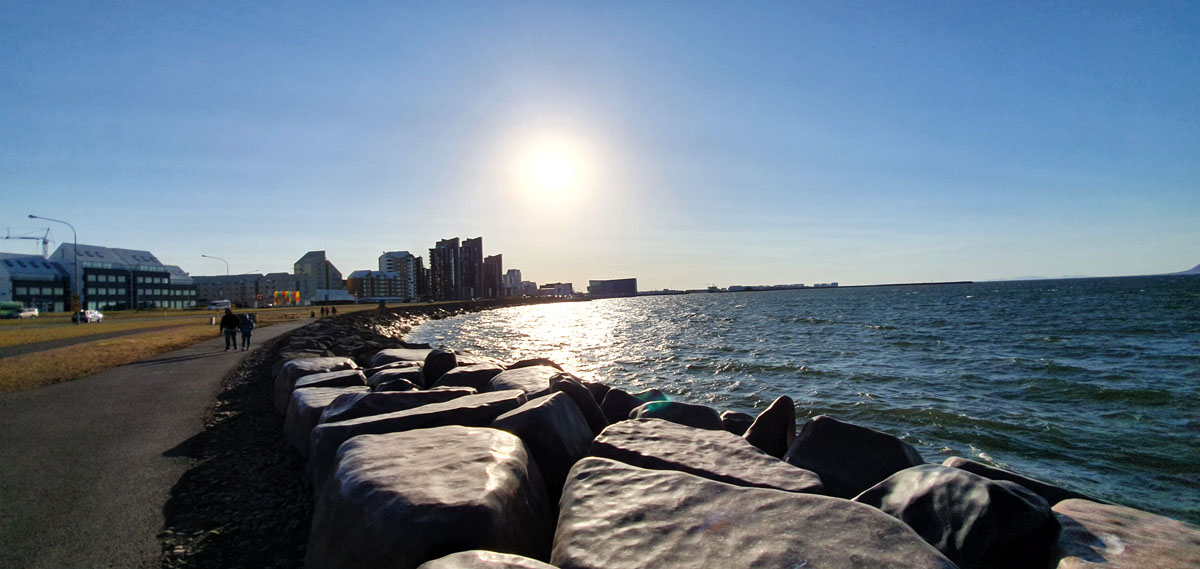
[0,317,206,348]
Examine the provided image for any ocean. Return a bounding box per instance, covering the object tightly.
[409,275,1200,523]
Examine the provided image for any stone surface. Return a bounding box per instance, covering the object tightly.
[454,354,508,368]
[599,388,666,424]
[318,388,479,425]
[508,357,564,371]
[784,415,925,498]
[549,375,607,436]
[361,360,421,378]
[720,410,754,435]
[942,456,1103,505]
[629,400,723,430]
[423,348,458,386]
[372,377,421,392]
[310,390,528,492]
[551,457,956,569]
[432,363,505,391]
[742,395,796,458]
[855,464,1060,569]
[308,426,553,569]
[1051,499,1200,569]
[273,357,358,413]
[589,419,824,494]
[369,348,433,368]
[367,366,426,389]
[292,369,367,392]
[417,551,559,569]
[283,386,369,457]
[487,366,558,399]
[579,381,610,406]
[491,393,595,504]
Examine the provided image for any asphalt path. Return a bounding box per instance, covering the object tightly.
[0,318,311,568]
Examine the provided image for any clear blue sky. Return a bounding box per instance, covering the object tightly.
[2,1,1197,289]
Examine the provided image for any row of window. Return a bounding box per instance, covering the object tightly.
[87,274,126,283]
[13,287,65,296]
[2,259,56,270]
[86,287,195,297]
[86,300,198,310]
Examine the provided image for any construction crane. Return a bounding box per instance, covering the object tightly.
[3,228,53,258]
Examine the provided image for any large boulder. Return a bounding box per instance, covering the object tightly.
[284,386,370,457]
[942,456,1104,505]
[417,551,558,569]
[373,377,421,392]
[742,396,796,458]
[361,360,422,379]
[274,357,359,413]
[784,415,924,498]
[599,388,666,425]
[310,390,528,492]
[293,369,367,392]
[1051,499,1200,569]
[433,363,505,391]
[549,374,607,436]
[308,426,554,569]
[454,353,508,368]
[491,393,595,504]
[720,410,754,435]
[508,357,563,371]
[551,457,956,569]
[367,366,426,389]
[854,464,1060,569]
[370,348,433,368]
[487,366,558,399]
[319,388,479,424]
[424,348,458,385]
[579,380,610,405]
[629,400,723,430]
[589,419,824,494]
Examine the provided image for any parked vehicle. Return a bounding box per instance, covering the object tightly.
[18,307,38,319]
[72,309,103,323]
[0,301,22,318]
[206,300,232,310]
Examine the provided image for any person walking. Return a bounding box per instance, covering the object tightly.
[238,313,255,351]
[220,308,239,352]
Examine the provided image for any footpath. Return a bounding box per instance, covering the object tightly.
[0,318,311,569]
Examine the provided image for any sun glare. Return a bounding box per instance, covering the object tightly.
[530,152,576,192]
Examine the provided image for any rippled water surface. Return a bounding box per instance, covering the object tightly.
[410,276,1200,522]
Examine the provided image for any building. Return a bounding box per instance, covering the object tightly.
[460,237,484,299]
[194,273,262,307]
[429,238,461,301]
[588,278,638,297]
[377,251,417,300]
[413,256,429,299]
[0,253,69,312]
[503,269,522,297]
[539,282,574,297]
[261,272,300,306]
[482,254,502,299]
[50,243,198,311]
[347,270,411,300]
[294,251,344,305]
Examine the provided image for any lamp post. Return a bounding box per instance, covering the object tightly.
[29,214,78,321]
[202,254,230,304]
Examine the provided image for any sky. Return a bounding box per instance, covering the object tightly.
[2,1,1197,290]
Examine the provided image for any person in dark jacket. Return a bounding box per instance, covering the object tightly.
[238,314,254,351]
[220,308,239,352]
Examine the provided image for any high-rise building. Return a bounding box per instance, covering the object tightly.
[482,254,502,299]
[294,251,344,304]
[503,269,522,297]
[429,238,460,301]
[460,237,483,299]
[588,278,638,297]
[377,251,416,300]
[413,256,429,299]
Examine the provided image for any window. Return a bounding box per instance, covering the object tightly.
[88,274,97,282]
[87,287,95,295]
[118,288,125,295]
[118,276,126,283]
[137,277,144,284]
[54,288,63,295]
[15,287,26,295]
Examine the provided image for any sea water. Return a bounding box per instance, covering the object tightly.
[409,275,1200,523]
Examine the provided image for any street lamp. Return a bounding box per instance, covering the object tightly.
[29,214,79,321]
[202,254,230,304]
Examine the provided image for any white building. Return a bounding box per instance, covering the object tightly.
[377,251,417,300]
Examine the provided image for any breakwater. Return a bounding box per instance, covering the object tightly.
[269,302,1200,569]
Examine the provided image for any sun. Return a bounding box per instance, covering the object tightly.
[530,152,576,192]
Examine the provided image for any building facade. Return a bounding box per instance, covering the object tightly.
[429,238,461,301]
[588,278,638,297]
[50,243,198,311]
[294,251,344,305]
[0,253,69,312]
[377,251,417,300]
[482,254,502,299]
[460,237,483,299]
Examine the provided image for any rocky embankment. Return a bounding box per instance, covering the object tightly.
[174,301,1200,569]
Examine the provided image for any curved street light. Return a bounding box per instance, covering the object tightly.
[202,254,230,305]
[29,214,79,322]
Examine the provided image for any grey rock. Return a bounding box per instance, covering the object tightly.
[292,369,367,392]
[551,457,956,569]
[720,410,754,435]
[599,388,666,425]
[508,358,563,371]
[362,360,421,379]
[549,374,607,436]
[417,551,559,569]
[424,348,458,385]
[283,386,370,457]
[1051,499,1200,569]
[629,400,723,430]
[579,380,609,405]
[784,415,924,498]
[308,426,553,569]
[274,357,359,413]
[432,363,505,391]
[487,366,558,399]
[319,388,479,424]
[369,348,433,368]
[367,366,426,389]
[743,395,796,458]
[855,464,1059,569]
[372,377,421,392]
[589,419,824,494]
[942,456,1104,505]
[310,390,528,492]
[491,393,595,504]
[454,353,508,368]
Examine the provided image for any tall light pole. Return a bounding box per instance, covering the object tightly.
[29,214,79,321]
[202,254,230,304]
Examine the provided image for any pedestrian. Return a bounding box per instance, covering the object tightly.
[310,310,316,318]
[220,308,239,352]
[239,313,254,351]
[331,306,337,315]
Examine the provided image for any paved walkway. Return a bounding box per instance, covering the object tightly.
[0,319,311,569]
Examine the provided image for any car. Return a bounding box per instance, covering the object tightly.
[72,310,103,323]
[18,307,38,319]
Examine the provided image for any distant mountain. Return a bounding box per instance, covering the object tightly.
[1176,264,1200,275]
